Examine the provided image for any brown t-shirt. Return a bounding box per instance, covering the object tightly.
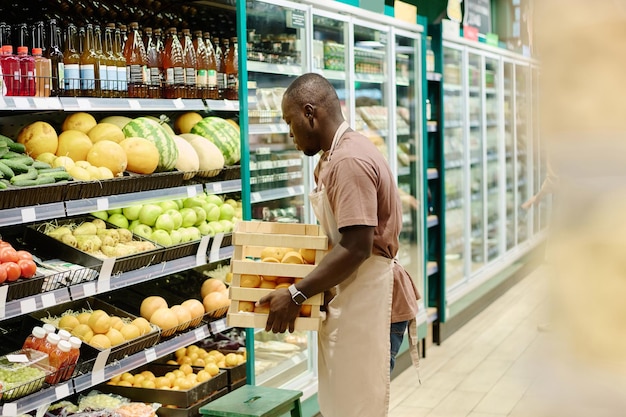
[315,131,419,322]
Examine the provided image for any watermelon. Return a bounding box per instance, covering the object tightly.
[190,117,240,165]
[122,117,179,172]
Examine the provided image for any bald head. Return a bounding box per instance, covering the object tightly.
[283,73,343,118]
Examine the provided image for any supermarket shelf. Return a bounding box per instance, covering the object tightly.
[427,261,438,276]
[249,124,290,135]
[427,168,439,180]
[485,87,497,95]
[427,215,439,228]
[397,77,410,87]
[1,287,71,321]
[0,96,63,110]
[251,185,305,204]
[0,381,74,417]
[444,83,462,92]
[248,61,303,76]
[469,86,480,94]
[205,99,240,112]
[0,202,66,228]
[251,158,302,171]
[256,351,308,386]
[208,317,231,335]
[65,184,205,216]
[59,97,206,111]
[445,159,463,169]
[318,69,346,81]
[355,73,385,84]
[427,72,443,82]
[398,166,411,177]
[205,179,242,194]
[427,121,438,132]
[445,120,463,129]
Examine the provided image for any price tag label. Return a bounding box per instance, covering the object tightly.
[187,185,197,198]
[251,192,261,203]
[209,233,224,263]
[0,97,6,109]
[269,125,279,133]
[3,403,18,417]
[77,98,92,110]
[0,286,7,318]
[41,292,56,308]
[276,65,287,73]
[128,99,141,110]
[96,198,109,211]
[33,98,49,109]
[12,97,30,109]
[83,282,97,297]
[144,348,157,363]
[212,182,223,193]
[173,99,185,109]
[97,258,115,293]
[55,383,71,400]
[287,187,296,196]
[224,99,235,110]
[213,319,226,333]
[91,348,110,386]
[194,326,207,340]
[21,207,37,223]
[20,298,37,314]
[196,235,211,266]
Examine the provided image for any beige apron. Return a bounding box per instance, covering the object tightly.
[311,122,394,417]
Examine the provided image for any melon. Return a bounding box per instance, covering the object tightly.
[17,121,59,158]
[88,123,126,144]
[99,116,132,130]
[144,115,176,137]
[174,112,203,134]
[150,308,179,331]
[86,140,128,176]
[189,117,240,165]
[122,117,178,171]
[62,112,97,133]
[171,135,200,176]
[119,137,160,174]
[56,130,93,161]
[179,133,224,174]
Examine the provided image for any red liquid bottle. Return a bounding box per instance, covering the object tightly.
[47,339,72,384]
[17,46,35,96]
[23,326,47,351]
[0,45,19,96]
[162,28,184,99]
[63,336,82,380]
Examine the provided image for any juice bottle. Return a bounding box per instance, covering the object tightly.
[57,329,71,341]
[42,323,57,335]
[79,24,99,97]
[94,26,108,97]
[203,32,218,99]
[124,22,147,98]
[47,19,65,96]
[1,46,20,96]
[17,47,35,96]
[63,336,82,380]
[193,30,209,99]
[225,37,238,100]
[46,339,71,384]
[181,29,197,99]
[214,37,224,99]
[144,27,160,98]
[63,24,80,96]
[103,25,118,98]
[23,326,47,351]
[32,47,50,97]
[153,28,164,98]
[113,27,128,96]
[162,27,184,99]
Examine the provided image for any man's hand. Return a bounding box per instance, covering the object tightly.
[257,288,301,333]
[521,195,537,210]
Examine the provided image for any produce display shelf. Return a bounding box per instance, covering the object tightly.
[427,261,438,276]
[205,179,242,194]
[355,73,385,84]
[250,185,305,204]
[59,97,206,111]
[397,77,410,87]
[427,72,443,82]
[0,287,71,322]
[205,99,240,112]
[248,123,290,135]
[0,202,66,228]
[0,381,74,417]
[469,86,480,94]
[248,61,302,76]
[427,168,439,180]
[0,96,63,111]
[209,317,231,335]
[427,215,439,228]
[443,83,462,92]
[255,351,309,386]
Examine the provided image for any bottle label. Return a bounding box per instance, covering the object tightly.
[217,72,226,89]
[196,69,208,87]
[0,65,4,96]
[128,64,143,84]
[185,68,196,86]
[208,69,217,88]
[118,66,128,91]
[80,64,95,91]
[143,65,149,84]
[13,70,19,81]
[58,62,65,90]
[100,65,109,90]
[227,73,238,91]
[165,67,184,85]
[149,67,160,85]
[107,66,117,91]
[64,63,80,90]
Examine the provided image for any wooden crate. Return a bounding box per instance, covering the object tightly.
[227,221,327,331]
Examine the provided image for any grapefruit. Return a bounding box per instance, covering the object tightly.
[140,296,168,320]
[201,278,226,298]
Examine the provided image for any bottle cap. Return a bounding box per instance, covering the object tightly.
[17,46,28,54]
[32,47,42,55]
[58,340,72,353]
[3,45,13,54]
[32,326,47,339]
[46,333,61,345]
[58,329,71,341]
[69,336,82,349]
[42,323,57,334]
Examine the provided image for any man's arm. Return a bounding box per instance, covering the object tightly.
[258,225,374,333]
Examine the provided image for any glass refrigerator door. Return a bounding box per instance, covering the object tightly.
[503,61,516,250]
[353,21,391,161]
[515,64,531,244]
[395,32,423,304]
[532,66,547,232]
[484,56,501,262]
[246,0,313,388]
[467,52,484,273]
[443,44,465,290]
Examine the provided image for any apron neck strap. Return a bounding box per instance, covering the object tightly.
[327,121,350,162]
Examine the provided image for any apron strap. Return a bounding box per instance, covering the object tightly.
[407,317,422,384]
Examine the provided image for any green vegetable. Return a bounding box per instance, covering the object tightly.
[36,167,66,174]
[2,159,30,173]
[11,176,56,187]
[38,170,72,182]
[32,161,52,170]
[0,135,26,153]
[0,364,47,400]
[0,181,6,190]
[9,155,34,166]
[0,161,15,179]
[10,167,38,184]
[0,147,8,159]
[2,151,26,159]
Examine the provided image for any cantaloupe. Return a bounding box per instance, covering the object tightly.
[119,137,160,174]
[56,130,93,161]
[174,112,203,134]
[88,123,125,144]
[172,135,200,176]
[17,121,58,158]
[99,116,132,130]
[62,112,97,133]
[179,133,225,174]
[86,140,128,176]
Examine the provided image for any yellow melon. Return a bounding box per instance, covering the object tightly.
[90,334,112,349]
[259,279,276,289]
[140,296,168,320]
[131,317,153,335]
[62,112,97,133]
[105,328,125,346]
[88,123,126,144]
[119,137,159,175]
[174,112,203,134]
[56,130,93,161]
[88,310,112,334]
[17,121,58,158]
[240,274,261,288]
[238,301,255,312]
[86,140,128,176]
[150,308,179,331]
[99,116,132,130]
[120,324,141,340]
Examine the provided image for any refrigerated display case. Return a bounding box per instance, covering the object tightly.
[503,60,516,251]
[515,63,531,245]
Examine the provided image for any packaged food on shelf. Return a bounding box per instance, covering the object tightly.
[0,348,55,401]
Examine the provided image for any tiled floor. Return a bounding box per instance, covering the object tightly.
[390,266,549,417]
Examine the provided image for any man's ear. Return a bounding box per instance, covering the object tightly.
[304,103,315,127]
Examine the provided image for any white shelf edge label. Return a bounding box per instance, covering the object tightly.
[209,233,224,263]
[41,292,56,309]
[12,97,30,109]
[77,98,92,110]
[3,402,18,416]
[196,235,211,266]
[251,192,261,202]
[91,348,111,386]
[187,185,198,198]
[213,319,226,333]
[173,98,185,109]
[144,347,157,363]
[0,285,8,319]
[212,182,223,193]
[96,198,109,211]
[21,207,37,223]
[33,98,49,109]
[20,298,37,314]
[83,282,97,297]
[55,383,71,400]
[128,99,141,110]
[224,99,235,110]
[97,258,115,293]
[287,187,296,196]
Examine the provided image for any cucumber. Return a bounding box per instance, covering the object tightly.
[0,161,15,179]
[9,155,34,166]
[0,181,6,190]
[1,151,24,159]
[11,176,56,187]
[38,171,72,182]
[0,135,25,153]
[36,167,66,174]
[0,147,8,159]
[2,159,30,173]
[32,161,52,170]
[10,167,38,184]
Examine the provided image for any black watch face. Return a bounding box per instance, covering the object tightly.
[295,293,307,305]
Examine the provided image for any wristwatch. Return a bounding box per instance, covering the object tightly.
[288,284,307,305]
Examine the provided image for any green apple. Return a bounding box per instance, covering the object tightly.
[192,207,207,225]
[107,208,122,215]
[122,205,142,221]
[187,227,201,241]
[91,211,108,221]
[219,204,235,221]
[139,204,163,227]
[183,197,205,209]
[151,230,173,246]
[205,203,221,222]
[224,199,238,209]
[219,219,233,233]
[179,228,193,243]
[159,200,179,212]
[155,213,175,232]
[235,207,243,219]
[208,221,225,234]
[165,209,183,229]
[108,213,130,229]
[197,221,212,236]
[205,194,223,206]
[134,224,153,239]
[170,229,182,245]
[174,199,184,209]
[179,208,198,227]
[128,220,141,231]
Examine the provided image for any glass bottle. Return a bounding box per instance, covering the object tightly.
[63,24,80,95]
[181,29,197,98]
[144,27,160,98]
[203,32,217,99]
[103,25,117,98]
[94,26,107,97]
[153,28,164,98]
[77,26,85,55]
[47,19,64,96]
[214,37,224,99]
[162,27,184,99]
[0,46,18,96]
[17,46,35,96]
[124,22,147,98]
[426,36,435,73]
[79,24,99,97]
[193,30,209,99]
[33,47,50,97]
[23,326,47,351]
[113,26,127,96]
[225,37,238,100]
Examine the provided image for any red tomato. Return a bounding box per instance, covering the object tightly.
[0,247,18,263]
[16,250,33,261]
[5,262,20,282]
[0,241,12,249]
[18,259,37,279]
[0,264,7,284]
